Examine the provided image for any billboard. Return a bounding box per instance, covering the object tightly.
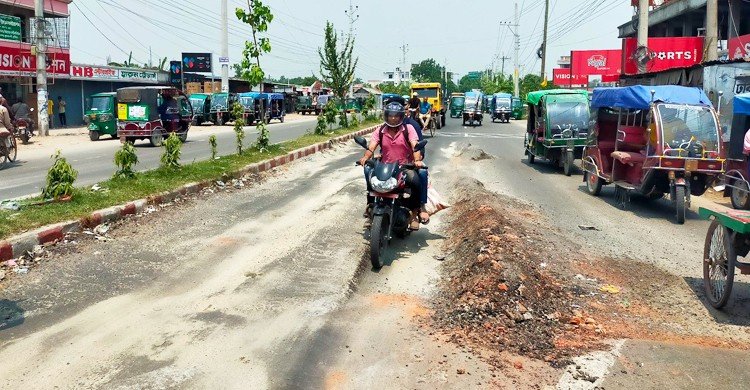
[169,60,181,85]
[0,42,69,76]
[622,37,703,75]
[570,49,622,76]
[729,33,750,61]
[181,52,212,73]
[552,68,585,87]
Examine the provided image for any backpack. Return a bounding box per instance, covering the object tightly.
[377,123,409,149]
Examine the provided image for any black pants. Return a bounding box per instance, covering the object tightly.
[58,113,66,127]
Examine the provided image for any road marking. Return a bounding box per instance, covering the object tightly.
[438,132,524,139]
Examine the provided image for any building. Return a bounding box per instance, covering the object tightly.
[382,70,410,84]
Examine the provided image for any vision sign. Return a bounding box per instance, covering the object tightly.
[622,37,703,75]
[0,43,69,76]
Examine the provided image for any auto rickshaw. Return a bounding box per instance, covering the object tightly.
[85,92,118,141]
[238,92,267,125]
[116,86,193,147]
[345,97,362,113]
[265,93,286,123]
[296,95,315,115]
[449,93,464,118]
[491,93,512,123]
[189,93,211,125]
[525,89,589,176]
[582,85,724,224]
[720,93,750,209]
[462,91,483,126]
[511,97,523,119]
[209,92,237,126]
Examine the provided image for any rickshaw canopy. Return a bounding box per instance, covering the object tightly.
[526,89,587,106]
[591,85,712,110]
[734,93,750,115]
[493,93,512,99]
[266,93,284,102]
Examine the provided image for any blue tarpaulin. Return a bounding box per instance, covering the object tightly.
[734,93,750,115]
[591,85,712,110]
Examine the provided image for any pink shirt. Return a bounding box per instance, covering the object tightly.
[370,124,418,164]
[744,128,750,155]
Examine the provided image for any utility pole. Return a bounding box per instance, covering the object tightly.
[500,5,520,96]
[540,0,550,80]
[344,0,359,97]
[220,0,229,92]
[35,0,48,136]
[705,0,718,61]
[637,0,649,74]
[499,54,510,75]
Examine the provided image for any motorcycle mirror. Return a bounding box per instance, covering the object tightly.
[414,140,428,152]
[354,135,368,149]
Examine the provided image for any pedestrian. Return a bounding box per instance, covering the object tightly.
[57,96,66,127]
[47,98,54,128]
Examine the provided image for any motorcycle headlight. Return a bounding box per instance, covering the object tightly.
[370,176,398,193]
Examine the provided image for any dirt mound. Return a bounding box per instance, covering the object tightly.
[453,143,494,161]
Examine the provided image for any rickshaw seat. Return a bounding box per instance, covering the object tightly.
[617,126,647,149]
[611,151,646,165]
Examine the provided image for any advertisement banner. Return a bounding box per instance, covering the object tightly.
[729,33,750,61]
[169,60,181,85]
[0,14,21,42]
[120,69,158,82]
[181,52,212,73]
[570,49,622,76]
[552,68,585,87]
[70,65,119,80]
[622,37,703,75]
[0,43,69,76]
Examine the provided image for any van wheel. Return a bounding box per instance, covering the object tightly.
[730,180,750,210]
[89,130,100,141]
[149,133,164,147]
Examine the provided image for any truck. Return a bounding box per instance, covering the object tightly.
[410,82,446,128]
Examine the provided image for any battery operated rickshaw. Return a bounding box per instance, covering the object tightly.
[511,97,524,120]
[238,92,267,125]
[462,91,483,126]
[450,93,464,118]
[491,93,512,123]
[582,86,724,224]
[525,89,589,176]
[209,92,237,126]
[720,93,750,209]
[85,92,118,141]
[265,93,286,123]
[189,93,211,125]
[116,86,193,147]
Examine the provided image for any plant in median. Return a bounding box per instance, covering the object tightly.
[323,100,337,130]
[232,102,246,154]
[349,113,360,128]
[318,21,358,119]
[209,134,218,160]
[161,132,182,169]
[42,151,78,200]
[314,113,328,135]
[113,142,139,178]
[338,110,349,128]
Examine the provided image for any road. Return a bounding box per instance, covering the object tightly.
[0,115,319,200]
[1,117,749,388]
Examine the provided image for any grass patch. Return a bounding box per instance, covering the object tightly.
[0,120,378,240]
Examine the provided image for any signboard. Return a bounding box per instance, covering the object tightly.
[0,14,21,42]
[467,71,482,79]
[570,49,622,76]
[552,68,584,87]
[169,60,181,85]
[71,65,119,80]
[0,43,69,76]
[729,33,750,61]
[120,69,157,82]
[181,52,212,73]
[622,37,703,75]
[219,56,229,64]
[117,103,149,121]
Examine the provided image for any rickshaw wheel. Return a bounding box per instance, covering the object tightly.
[703,220,736,309]
[6,135,17,163]
[585,171,602,196]
[177,132,188,143]
[675,186,686,224]
[149,133,164,147]
[730,180,750,210]
[563,151,574,176]
[89,130,100,141]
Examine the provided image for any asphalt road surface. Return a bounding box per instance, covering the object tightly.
[1,116,748,388]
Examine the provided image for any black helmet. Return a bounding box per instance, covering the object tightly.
[383,94,406,106]
[383,101,405,128]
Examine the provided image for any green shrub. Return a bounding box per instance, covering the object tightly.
[323,100,337,129]
[209,134,218,160]
[161,133,182,169]
[338,110,349,128]
[315,113,328,135]
[42,151,78,199]
[113,142,139,178]
[255,122,269,152]
[232,102,246,154]
[349,113,360,128]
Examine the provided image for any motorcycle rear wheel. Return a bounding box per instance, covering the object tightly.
[370,214,388,269]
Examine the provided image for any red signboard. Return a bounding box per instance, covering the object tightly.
[570,50,622,76]
[622,37,703,75]
[729,33,750,61]
[0,42,69,77]
[553,68,585,87]
[0,0,69,16]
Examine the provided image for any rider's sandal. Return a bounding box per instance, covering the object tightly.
[409,214,421,231]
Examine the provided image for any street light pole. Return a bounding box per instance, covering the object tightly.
[35,0,49,136]
[513,3,520,97]
[221,0,229,92]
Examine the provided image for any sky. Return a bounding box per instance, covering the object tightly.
[68,0,635,83]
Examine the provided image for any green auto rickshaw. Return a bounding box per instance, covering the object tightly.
[296,95,315,115]
[449,93,464,118]
[345,97,362,113]
[189,93,212,125]
[85,92,118,141]
[524,89,589,176]
[511,97,524,120]
[209,92,238,126]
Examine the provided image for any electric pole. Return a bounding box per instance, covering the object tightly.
[499,54,510,75]
[35,0,48,136]
[637,0,649,74]
[500,3,520,97]
[705,0,718,61]
[540,0,549,80]
[344,0,359,96]
[221,0,229,92]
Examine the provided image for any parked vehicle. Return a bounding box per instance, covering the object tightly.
[582,85,724,224]
[0,125,17,169]
[116,86,193,147]
[83,92,118,141]
[354,135,428,269]
[345,97,362,113]
[296,95,315,115]
[13,115,34,144]
[491,93,512,123]
[209,92,237,126]
[265,93,286,123]
[316,94,333,113]
[462,91,483,126]
[449,93,464,118]
[511,97,523,119]
[411,82,445,128]
[699,206,750,308]
[525,89,589,176]
[238,92,268,125]
[189,93,212,125]
[720,93,750,209]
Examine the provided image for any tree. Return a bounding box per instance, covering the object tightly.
[411,58,444,83]
[318,22,358,103]
[458,74,482,93]
[236,0,273,151]
[520,74,554,100]
[377,82,409,96]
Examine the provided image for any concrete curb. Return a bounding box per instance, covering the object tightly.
[0,125,379,261]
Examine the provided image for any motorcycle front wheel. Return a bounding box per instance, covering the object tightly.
[370,214,388,269]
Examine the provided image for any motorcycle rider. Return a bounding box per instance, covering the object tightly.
[359,101,430,230]
[10,99,33,135]
[408,92,421,125]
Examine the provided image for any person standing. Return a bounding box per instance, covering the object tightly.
[57,96,67,127]
[47,98,54,128]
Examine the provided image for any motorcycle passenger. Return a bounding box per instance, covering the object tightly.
[359,102,430,230]
[10,99,33,135]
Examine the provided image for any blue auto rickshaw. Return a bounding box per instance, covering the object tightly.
[238,92,267,125]
[266,93,286,123]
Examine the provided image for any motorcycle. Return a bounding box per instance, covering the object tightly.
[14,117,33,144]
[354,135,428,269]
